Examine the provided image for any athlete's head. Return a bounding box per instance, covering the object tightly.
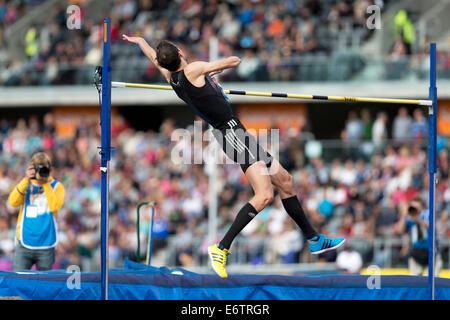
[156,40,182,71]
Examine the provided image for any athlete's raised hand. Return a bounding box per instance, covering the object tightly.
[122,35,171,83]
[122,34,143,44]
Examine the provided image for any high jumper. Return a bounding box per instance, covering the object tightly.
[121,34,345,279]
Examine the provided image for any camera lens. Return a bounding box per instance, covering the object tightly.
[36,165,50,178]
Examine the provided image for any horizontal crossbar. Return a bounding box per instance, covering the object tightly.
[111,81,432,106]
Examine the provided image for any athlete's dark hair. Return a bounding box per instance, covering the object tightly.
[156,40,181,71]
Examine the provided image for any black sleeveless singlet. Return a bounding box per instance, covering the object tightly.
[169,69,273,172]
[169,70,234,129]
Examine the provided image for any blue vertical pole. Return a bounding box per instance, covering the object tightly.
[428,42,437,300]
[101,18,112,301]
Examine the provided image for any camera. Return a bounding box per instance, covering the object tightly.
[408,205,419,216]
[35,165,50,178]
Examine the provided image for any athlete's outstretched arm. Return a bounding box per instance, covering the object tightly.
[189,57,241,77]
[122,35,171,83]
[184,57,241,84]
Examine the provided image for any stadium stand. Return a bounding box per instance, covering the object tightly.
[0,107,449,271]
[1,0,397,86]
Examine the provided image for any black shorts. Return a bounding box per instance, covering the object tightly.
[212,117,273,173]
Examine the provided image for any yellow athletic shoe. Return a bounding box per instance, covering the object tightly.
[208,244,231,278]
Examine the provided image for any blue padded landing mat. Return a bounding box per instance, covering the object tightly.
[0,259,449,300]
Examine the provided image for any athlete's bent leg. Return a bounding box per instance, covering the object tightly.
[269,159,345,254]
[269,159,318,240]
[209,161,273,278]
[219,161,273,250]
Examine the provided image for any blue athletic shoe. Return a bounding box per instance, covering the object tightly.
[308,234,345,255]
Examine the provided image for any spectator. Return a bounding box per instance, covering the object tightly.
[8,152,65,271]
[336,244,363,274]
[361,109,373,140]
[345,111,364,142]
[84,41,102,66]
[24,25,39,59]
[300,20,318,53]
[392,107,412,143]
[0,0,7,25]
[236,49,259,81]
[270,219,303,264]
[393,9,415,54]
[238,1,255,27]
[216,8,240,40]
[411,108,427,141]
[394,198,443,276]
[389,35,408,61]
[340,160,357,186]
[42,55,59,85]
[372,111,388,145]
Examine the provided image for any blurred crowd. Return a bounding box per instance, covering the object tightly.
[0,0,46,80]
[342,107,429,145]
[2,0,450,86]
[0,0,45,28]
[0,110,449,272]
[125,0,381,82]
[1,0,388,86]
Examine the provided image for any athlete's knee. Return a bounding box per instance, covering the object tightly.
[260,192,274,208]
[282,173,294,191]
[272,170,295,194]
[253,190,274,210]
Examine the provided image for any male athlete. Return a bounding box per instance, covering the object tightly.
[123,35,345,278]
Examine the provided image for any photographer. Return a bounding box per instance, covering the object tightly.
[395,198,442,276]
[8,152,64,271]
